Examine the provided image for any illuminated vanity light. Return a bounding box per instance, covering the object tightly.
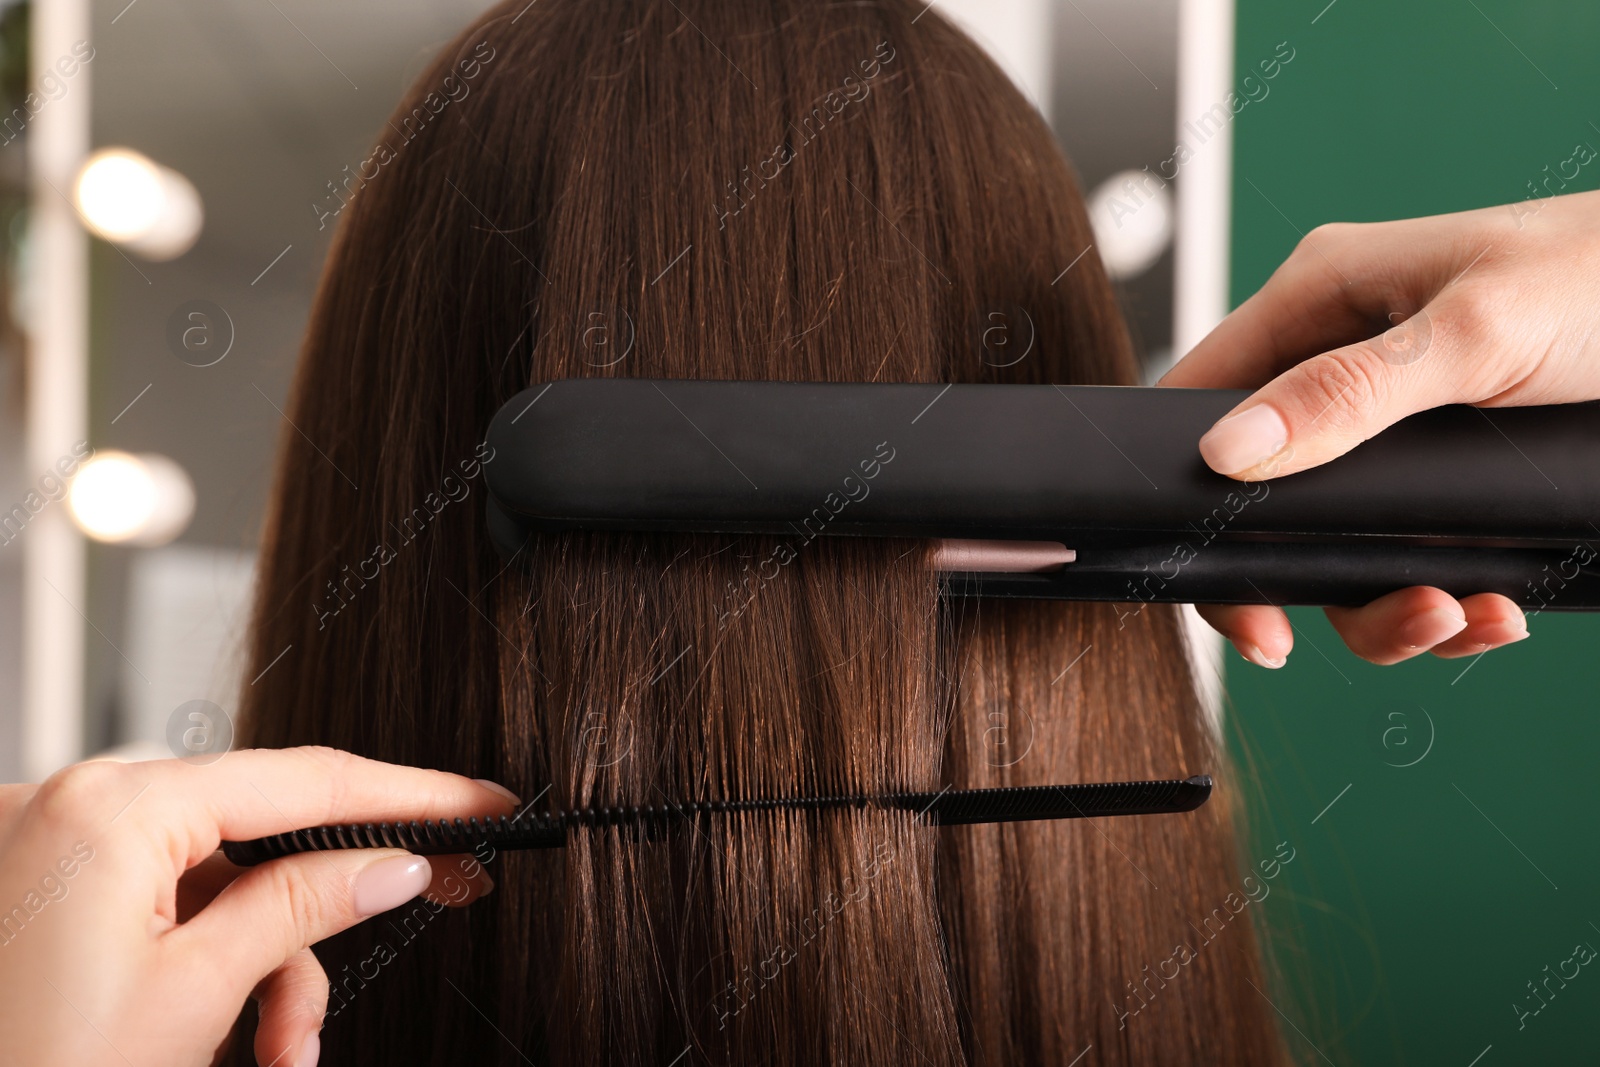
[73,149,203,261]
[1087,168,1174,282]
[68,451,195,546]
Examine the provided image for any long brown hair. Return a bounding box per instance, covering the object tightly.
[237,1,1289,1062]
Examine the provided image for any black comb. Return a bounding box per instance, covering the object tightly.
[220,775,1212,867]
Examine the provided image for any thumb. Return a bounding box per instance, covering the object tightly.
[1196,308,1444,478]
[169,847,432,1005]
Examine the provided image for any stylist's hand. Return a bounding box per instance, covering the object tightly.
[0,747,519,1067]
[1161,188,1600,667]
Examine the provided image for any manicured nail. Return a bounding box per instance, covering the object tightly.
[450,852,496,896]
[1240,643,1286,669]
[1199,405,1289,475]
[295,1032,320,1067]
[474,779,521,805]
[354,855,432,917]
[1398,608,1468,650]
[1482,619,1531,646]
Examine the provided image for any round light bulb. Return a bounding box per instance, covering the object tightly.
[73,149,203,261]
[1086,169,1174,281]
[68,452,195,546]
[75,151,164,241]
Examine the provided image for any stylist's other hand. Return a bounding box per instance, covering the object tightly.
[0,748,519,1067]
[1161,188,1600,667]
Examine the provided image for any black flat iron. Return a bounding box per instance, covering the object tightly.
[482,379,1600,610]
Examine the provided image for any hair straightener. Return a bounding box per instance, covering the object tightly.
[482,378,1600,610]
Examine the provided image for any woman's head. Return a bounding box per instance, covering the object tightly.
[239,0,1286,1062]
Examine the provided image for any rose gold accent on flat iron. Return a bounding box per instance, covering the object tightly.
[928,539,1076,573]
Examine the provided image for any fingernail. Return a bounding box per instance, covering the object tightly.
[295,1032,320,1067]
[354,855,432,917]
[1483,619,1531,645]
[1199,405,1289,475]
[1240,643,1286,669]
[474,779,521,805]
[454,852,495,896]
[1399,608,1469,650]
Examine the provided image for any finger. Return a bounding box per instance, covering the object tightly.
[1429,592,1529,659]
[1159,217,1465,391]
[1192,272,1509,479]
[1324,586,1468,665]
[423,852,495,908]
[1194,603,1294,668]
[252,948,326,1067]
[1161,240,1378,390]
[0,783,37,831]
[185,747,520,840]
[171,846,432,1002]
[73,747,519,867]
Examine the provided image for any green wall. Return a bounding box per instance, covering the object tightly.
[1227,1,1600,1063]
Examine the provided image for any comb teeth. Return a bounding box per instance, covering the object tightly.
[897,776,1211,825]
[220,775,1211,867]
[221,813,569,866]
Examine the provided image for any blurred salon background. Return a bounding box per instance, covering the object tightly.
[2,0,1598,1061]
